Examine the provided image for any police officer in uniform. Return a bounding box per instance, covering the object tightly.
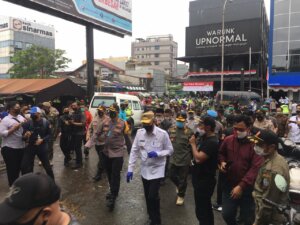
[102,105,128,211]
[249,130,290,225]
[127,111,173,225]
[169,115,193,206]
[186,109,200,133]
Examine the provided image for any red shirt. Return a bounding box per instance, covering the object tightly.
[84,110,93,132]
[219,135,263,190]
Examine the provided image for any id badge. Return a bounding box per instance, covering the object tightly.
[107,131,111,137]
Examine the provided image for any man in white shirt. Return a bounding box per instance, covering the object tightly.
[127,111,173,225]
[0,102,26,186]
[286,104,300,143]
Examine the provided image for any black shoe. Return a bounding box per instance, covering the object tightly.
[212,203,222,212]
[72,164,82,169]
[84,148,89,159]
[106,197,115,211]
[93,174,102,182]
[106,192,113,200]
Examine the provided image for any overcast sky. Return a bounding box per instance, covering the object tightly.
[0,0,271,69]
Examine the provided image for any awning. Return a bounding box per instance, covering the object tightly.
[0,78,85,103]
[125,86,145,91]
[269,86,300,92]
[188,70,257,77]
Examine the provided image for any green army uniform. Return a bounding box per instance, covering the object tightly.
[253,152,290,225]
[169,125,193,198]
[169,126,193,166]
[45,111,59,161]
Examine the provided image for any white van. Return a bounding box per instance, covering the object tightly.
[89,92,143,127]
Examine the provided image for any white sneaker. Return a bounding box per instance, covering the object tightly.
[176,196,184,206]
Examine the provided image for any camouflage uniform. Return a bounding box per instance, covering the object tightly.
[44,107,59,161]
[169,125,193,197]
[253,152,290,225]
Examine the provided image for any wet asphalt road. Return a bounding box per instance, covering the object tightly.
[0,142,226,225]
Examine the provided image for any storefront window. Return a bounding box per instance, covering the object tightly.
[274,14,289,28]
[274,0,290,15]
[291,0,300,13]
[272,0,300,72]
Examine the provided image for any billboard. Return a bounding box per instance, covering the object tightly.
[4,0,132,36]
[186,19,261,57]
[0,16,55,39]
[183,82,214,92]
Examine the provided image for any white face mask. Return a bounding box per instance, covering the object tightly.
[197,128,206,136]
[25,113,31,120]
[254,145,268,156]
[237,131,248,139]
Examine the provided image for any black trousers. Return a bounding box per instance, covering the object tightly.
[102,154,123,197]
[95,145,105,175]
[124,134,132,154]
[70,134,83,165]
[169,164,189,197]
[142,177,162,225]
[48,139,54,161]
[216,172,225,205]
[1,147,24,186]
[60,133,72,163]
[192,177,216,225]
[21,144,55,180]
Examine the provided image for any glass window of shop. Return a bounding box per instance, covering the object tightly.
[272,0,300,73]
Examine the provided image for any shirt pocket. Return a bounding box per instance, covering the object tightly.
[139,141,148,161]
[152,141,162,151]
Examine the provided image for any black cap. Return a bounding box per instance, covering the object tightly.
[155,108,164,114]
[0,173,60,224]
[248,130,279,146]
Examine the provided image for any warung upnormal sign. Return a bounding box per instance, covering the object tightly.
[186,19,261,57]
[196,28,247,47]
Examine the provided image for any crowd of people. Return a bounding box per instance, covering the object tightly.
[0,94,296,225]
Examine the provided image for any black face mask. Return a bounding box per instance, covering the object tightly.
[8,208,46,225]
[256,115,264,121]
[143,124,154,133]
[63,112,69,115]
[98,111,104,117]
[121,106,126,110]
[14,109,21,115]
[109,112,117,119]
[30,114,38,121]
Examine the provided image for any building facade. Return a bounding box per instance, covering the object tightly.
[131,34,178,77]
[268,0,300,101]
[125,59,167,94]
[178,0,268,95]
[0,16,55,78]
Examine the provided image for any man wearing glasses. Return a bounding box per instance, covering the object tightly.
[218,115,263,225]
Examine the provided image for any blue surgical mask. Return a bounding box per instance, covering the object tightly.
[176,121,184,128]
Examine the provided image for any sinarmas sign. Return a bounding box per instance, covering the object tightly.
[4,0,132,36]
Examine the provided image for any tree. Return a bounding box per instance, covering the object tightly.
[9,45,71,78]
